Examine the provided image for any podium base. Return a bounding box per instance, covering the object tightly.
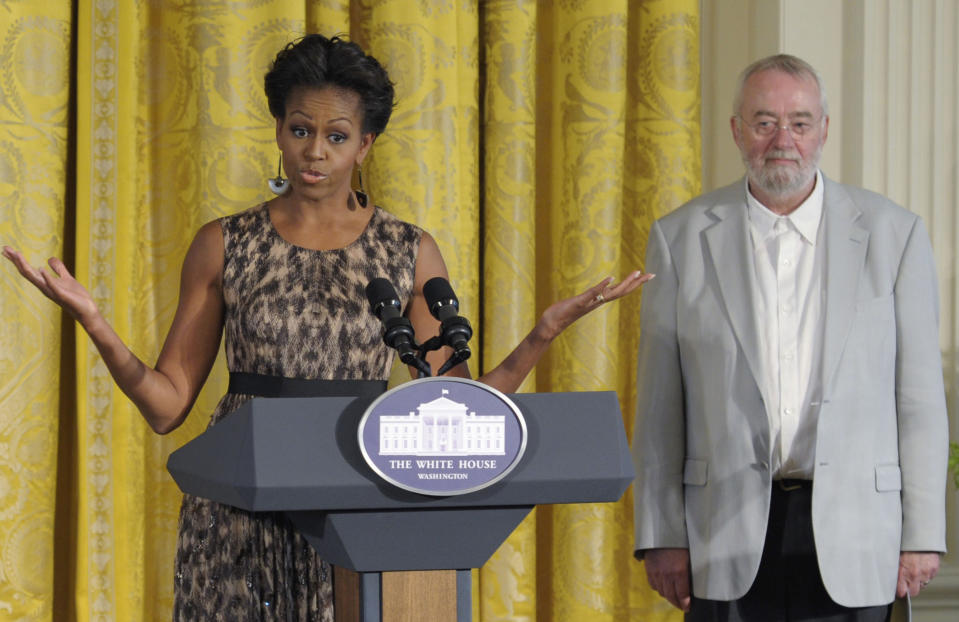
[334,567,471,622]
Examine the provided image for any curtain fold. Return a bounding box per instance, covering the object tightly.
[74,2,147,619]
[0,4,72,621]
[0,1,699,620]
[479,2,539,619]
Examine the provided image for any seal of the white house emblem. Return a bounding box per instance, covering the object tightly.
[357,377,528,496]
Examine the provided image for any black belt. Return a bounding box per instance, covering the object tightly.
[228,372,387,398]
[774,478,812,492]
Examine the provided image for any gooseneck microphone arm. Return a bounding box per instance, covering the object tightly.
[423,277,473,376]
[365,278,432,378]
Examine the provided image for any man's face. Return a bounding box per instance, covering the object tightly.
[731,69,828,201]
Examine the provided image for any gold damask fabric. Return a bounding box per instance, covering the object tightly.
[0,1,699,620]
[0,3,71,620]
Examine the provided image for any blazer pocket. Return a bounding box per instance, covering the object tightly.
[683,459,708,486]
[875,464,902,492]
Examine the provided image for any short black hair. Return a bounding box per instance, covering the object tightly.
[264,34,395,135]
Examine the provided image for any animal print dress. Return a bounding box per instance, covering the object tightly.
[172,203,422,621]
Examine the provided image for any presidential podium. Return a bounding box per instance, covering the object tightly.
[167,389,634,622]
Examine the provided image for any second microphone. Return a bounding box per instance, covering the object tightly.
[423,276,472,363]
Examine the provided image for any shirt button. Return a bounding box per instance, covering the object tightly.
[783,408,793,416]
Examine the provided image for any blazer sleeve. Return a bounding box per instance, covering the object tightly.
[894,216,949,552]
[632,219,689,556]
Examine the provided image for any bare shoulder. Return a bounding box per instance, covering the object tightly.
[192,218,224,248]
[413,230,449,286]
[181,219,224,288]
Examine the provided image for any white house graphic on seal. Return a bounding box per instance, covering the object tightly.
[379,389,506,456]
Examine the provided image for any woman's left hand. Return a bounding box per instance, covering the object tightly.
[472,270,654,393]
[537,271,655,341]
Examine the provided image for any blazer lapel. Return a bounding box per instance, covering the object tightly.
[704,189,768,405]
[821,178,869,388]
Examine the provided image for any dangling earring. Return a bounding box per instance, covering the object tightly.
[268,153,290,195]
[355,164,369,208]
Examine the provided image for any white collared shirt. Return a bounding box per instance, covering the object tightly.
[746,171,825,479]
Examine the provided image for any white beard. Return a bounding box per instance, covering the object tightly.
[745,145,822,199]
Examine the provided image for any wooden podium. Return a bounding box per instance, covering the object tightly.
[167,391,634,621]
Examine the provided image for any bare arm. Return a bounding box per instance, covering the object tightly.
[3,220,225,433]
[406,232,652,392]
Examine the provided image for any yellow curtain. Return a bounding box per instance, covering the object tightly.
[0,3,72,621]
[0,1,699,620]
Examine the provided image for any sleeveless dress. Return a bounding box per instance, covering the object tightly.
[172,203,422,621]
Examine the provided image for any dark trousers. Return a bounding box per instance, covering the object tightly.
[686,481,892,622]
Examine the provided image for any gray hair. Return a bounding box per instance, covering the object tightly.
[732,54,829,119]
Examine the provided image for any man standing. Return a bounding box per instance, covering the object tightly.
[632,54,948,620]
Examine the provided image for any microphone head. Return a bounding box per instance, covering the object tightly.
[423,277,459,318]
[366,277,400,316]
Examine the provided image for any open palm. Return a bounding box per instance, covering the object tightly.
[3,246,98,324]
[539,271,654,340]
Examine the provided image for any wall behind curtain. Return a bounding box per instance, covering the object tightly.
[0,1,699,620]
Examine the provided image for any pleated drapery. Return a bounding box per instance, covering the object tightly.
[0,1,700,620]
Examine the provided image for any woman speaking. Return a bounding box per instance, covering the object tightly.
[3,33,650,621]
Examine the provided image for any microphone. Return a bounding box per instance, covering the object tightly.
[365,278,431,376]
[423,277,472,372]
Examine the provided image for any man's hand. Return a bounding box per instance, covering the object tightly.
[643,547,692,612]
[897,551,940,598]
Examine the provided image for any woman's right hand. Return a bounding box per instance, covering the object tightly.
[3,246,99,325]
[4,221,226,435]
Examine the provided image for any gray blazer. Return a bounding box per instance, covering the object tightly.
[631,176,948,607]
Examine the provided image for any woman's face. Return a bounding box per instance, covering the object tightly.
[275,86,374,203]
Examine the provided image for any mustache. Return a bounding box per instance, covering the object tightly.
[764,150,800,163]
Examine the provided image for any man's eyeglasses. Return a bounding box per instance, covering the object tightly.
[737,116,822,138]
